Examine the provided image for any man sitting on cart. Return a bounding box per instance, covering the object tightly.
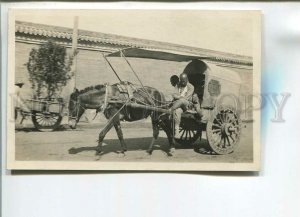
[170,73,202,139]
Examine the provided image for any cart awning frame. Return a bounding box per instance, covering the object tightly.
[106,48,209,62]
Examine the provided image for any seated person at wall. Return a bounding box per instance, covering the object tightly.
[170,73,202,138]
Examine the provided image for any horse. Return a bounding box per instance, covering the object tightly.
[68,83,175,155]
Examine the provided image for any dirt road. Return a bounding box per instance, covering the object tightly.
[15,120,253,163]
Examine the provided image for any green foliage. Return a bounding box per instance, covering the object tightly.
[26,40,74,99]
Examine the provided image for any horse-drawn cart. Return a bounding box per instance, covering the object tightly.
[105,48,243,154]
[68,48,243,155]
[17,97,64,131]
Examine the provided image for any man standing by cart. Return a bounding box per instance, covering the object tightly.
[170,73,202,139]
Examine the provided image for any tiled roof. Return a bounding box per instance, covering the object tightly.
[15,21,253,66]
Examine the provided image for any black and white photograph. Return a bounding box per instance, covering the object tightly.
[7,9,261,170]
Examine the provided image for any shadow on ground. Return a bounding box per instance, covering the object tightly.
[15,124,74,133]
[68,137,212,157]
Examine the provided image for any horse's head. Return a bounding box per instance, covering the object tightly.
[68,89,85,129]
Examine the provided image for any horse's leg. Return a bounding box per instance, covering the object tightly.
[147,119,160,154]
[96,108,119,155]
[160,119,175,154]
[113,121,127,153]
[96,120,115,155]
[166,127,176,153]
[169,119,176,154]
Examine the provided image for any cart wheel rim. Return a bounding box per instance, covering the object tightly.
[206,108,241,154]
[32,112,62,131]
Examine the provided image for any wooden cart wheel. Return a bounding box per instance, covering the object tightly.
[206,107,241,154]
[32,111,62,132]
[174,116,202,146]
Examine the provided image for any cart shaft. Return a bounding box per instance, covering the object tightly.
[127,103,171,114]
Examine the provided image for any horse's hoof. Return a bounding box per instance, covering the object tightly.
[170,148,175,154]
[95,150,103,156]
[144,152,152,159]
[146,150,153,155]
[117,151,126,157]
[118,153,126,158]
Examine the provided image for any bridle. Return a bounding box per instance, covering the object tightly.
[68,98,85,122]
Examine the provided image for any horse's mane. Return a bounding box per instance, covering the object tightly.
[78,84,105,94]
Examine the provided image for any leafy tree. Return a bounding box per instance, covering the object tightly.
[26,40,74,99]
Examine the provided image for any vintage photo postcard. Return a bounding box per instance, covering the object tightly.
[7,9,261,171]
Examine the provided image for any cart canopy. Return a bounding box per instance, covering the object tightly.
[206,63,241,84]
[107,48,242,84]
[106,48,209,62]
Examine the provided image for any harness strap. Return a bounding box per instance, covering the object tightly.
[103,83,109,111]
[120,50,155,105]
[69,98,86,120]
[89,83,110,121]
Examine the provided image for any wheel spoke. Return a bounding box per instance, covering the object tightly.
[52,117,58,125]
[48,119,53,126]
[212,129,221,133]
[217,134,223,147]
[37,118,44,124]
[44,119,50,126]
[227,113,234,122]
[230,134,236,143]
[50,118,56,125]
[218,135,222,145]
[40,118,46,126]
[223,136,226,148]
[180,130,185,139]
[225,113,231,123]
[215,118,223,126]
[47,118,53,125]
[221,112,226,123]
[212,124,222,129]
[36,116,43,120]
[184,130,188,140]
[186,130,189,139]
[228,115,238,125]
[226,135,231,147]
